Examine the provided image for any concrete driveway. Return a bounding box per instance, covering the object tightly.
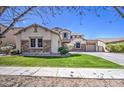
[70,52,124,66]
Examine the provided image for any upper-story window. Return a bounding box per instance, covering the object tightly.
[63,32,68,39]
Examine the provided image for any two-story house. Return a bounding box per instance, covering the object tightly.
[0,23,106,55]
[52,27,106,52]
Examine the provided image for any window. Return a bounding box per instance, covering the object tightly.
[76,42,80,48]
[63,33,68,39]
[30,38,43,48]
[71,36,72,39]
[38,38,42,47]
[31,39,36,47]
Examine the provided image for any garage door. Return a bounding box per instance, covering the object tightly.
[86,45,96,52]
[98,46,103,52]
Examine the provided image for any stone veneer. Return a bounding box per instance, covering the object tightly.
[43,40,51,53]
[21,40,51,53]
[21,40,30,52]
[70,44,86,52]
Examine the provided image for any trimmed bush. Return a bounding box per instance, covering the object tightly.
[58,47,69,55]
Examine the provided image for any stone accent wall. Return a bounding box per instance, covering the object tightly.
[21,40,51,53]
[29,49,43,53]
[70,44,86,52]
[21,40,30,52]
[43,40,51,52]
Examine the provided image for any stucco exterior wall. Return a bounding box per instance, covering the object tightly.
[60,30,71,40]
[97,40,106,52]
[66,37,86,51]
[51,33,61,53]
[97,41,105,46]
[15,26,61,54]
[70,37,86,44]
[65,37,86,51]
[16,34,21,51]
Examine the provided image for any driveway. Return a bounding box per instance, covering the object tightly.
[71,52,124,66]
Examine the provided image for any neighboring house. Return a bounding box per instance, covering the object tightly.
[0,23,22,47]
[14,24,61,54]
[52,27,106,52]
[97,38,124,44]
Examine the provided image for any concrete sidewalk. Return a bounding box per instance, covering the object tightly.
[0,67,124,79]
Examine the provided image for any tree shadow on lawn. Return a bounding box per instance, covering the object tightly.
[23,54,82,59]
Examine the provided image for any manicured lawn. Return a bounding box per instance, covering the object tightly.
[0,54,123,68]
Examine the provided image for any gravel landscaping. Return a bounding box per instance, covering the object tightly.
[0,75,124,87]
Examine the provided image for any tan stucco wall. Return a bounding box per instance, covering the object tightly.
[65,37,86,50]
[97,40,106,51]
[97,41,105,47]
[70,37,86,45]
[51,33,61,53]
[16,34,21,51]
[15,26,61,53]
[60,30,71,39]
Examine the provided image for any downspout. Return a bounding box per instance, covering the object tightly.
[50,31,52,54]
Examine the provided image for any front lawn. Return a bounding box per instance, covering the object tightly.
[0,54,123,68]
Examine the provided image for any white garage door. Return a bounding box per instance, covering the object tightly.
[98,46,103,52]
[86,45,96,52]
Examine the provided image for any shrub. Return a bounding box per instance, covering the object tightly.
[58,47,69,55]
[120,44,124,52]
[106,44,124,53]
[0,46,13,54]
[0,48,2,53]
[10,49,19,55]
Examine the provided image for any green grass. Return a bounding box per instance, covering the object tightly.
[0,54,123,68]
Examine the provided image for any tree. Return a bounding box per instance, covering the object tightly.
[0,6,9,16]
[0,6,124,38]
[113,6,124,18]
[0,6,36,35]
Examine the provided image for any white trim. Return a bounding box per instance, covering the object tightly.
[29,37,43,49]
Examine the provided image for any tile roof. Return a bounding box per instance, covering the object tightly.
[97,38,124,43]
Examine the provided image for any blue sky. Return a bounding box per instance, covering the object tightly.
[15,7,124,39]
